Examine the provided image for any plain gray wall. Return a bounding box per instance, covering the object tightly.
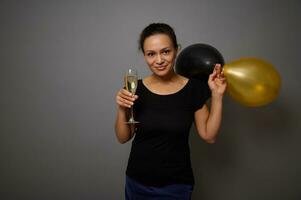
[1,0,300,199]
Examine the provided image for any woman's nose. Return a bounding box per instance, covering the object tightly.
[156,55,164,64]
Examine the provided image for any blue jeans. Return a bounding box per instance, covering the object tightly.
[125,176,193,200]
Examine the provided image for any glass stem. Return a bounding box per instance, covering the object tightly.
[130,106,134,120]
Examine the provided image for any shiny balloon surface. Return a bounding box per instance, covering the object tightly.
[175,43,224,82]
[224,58,281,107]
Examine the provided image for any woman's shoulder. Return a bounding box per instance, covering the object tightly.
[141,76,151,84]
[177,75,189,85]
[188,77,207,87]
[189,78,211,99]
[177,75,205,85]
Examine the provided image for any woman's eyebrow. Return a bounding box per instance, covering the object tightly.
[145,47,170,52]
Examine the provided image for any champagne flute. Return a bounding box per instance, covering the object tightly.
[125,68,139,124]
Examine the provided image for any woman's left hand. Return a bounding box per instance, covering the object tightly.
[208,64,227,97]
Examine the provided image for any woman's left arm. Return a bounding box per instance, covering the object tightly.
[194,64,227,144]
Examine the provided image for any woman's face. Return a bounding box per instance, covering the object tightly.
[143,34,177,77]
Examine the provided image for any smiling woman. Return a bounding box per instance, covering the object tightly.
[143,34,178,79]
[114,23,227,200]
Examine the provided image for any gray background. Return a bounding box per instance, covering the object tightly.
[1,0,300,199]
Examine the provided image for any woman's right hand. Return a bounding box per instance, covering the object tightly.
[116,89,138,109]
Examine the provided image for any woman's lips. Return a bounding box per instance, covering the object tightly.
[155,66,167,71]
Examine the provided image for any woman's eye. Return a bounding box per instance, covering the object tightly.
[147,53,155,57]
[163,50,170,55]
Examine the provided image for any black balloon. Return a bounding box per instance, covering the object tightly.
[175,43,224,82]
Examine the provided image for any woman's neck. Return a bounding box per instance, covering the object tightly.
[150,70,179,83]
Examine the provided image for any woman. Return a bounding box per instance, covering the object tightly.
[115,23,227,199]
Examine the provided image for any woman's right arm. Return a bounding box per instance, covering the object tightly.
[114,89,138,144]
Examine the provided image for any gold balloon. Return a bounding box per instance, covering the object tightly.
[223,58,281,107]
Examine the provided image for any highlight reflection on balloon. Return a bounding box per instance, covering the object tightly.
[223,58,281,107]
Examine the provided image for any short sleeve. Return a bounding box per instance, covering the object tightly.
[192,79,211,111]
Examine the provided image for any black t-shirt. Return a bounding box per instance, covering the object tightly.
[126,78,210,187]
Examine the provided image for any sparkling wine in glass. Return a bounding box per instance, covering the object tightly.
[125,68,139,124]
